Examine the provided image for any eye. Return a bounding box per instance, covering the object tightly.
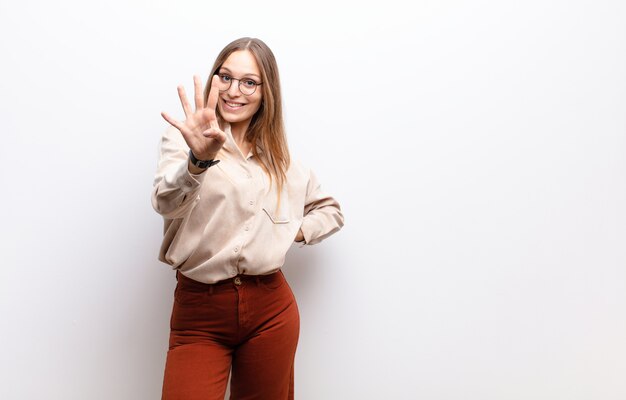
[242,79,257,88]
[219,74,231,82]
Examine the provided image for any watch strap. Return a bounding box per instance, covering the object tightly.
[189,150,220,169]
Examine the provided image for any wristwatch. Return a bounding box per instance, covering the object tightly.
[189,150,220,169]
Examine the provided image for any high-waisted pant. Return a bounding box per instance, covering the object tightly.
[161,270,300,400]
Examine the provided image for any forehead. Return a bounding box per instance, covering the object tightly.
[221,50,261,77]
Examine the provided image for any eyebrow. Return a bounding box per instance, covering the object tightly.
[219,67,261,80]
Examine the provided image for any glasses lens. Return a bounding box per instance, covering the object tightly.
[216,74,231,91]
[239,82,256,96]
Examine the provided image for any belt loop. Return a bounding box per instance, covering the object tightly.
[209,284,214,295]
[255,276,261,287]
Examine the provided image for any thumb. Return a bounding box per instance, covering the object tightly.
[203,128,227,143]
[202,128,218,138]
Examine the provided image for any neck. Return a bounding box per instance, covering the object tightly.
[230,120,251,144]
[229,120,253,157]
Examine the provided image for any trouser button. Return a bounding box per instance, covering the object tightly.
[234,277,242,286]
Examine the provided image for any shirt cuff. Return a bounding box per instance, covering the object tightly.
[173,160,207,193]
[298,219,314,247]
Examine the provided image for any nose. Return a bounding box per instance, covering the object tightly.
[227,78,241,97]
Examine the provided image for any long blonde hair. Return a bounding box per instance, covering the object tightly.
[204,37,290,196]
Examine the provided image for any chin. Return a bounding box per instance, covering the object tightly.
[219,109,257,125]
[221,113,251,124]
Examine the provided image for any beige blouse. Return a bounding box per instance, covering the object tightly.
[151,123,344,284]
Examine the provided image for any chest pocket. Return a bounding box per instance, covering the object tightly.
[263,185,290,224]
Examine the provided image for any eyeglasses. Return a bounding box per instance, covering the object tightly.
[215,73,263,96]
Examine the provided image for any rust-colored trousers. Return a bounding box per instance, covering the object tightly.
[162,270,300,400]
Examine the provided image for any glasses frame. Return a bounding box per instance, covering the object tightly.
[214,73,263,96]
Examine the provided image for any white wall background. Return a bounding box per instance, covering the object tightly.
[1,0,625,399]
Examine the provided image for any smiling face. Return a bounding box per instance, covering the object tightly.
[216,50,263,130]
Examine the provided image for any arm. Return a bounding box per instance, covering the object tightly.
[152,75,226,219]
[299,169,344,245]
[151,126,208,219]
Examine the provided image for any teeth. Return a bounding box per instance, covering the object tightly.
[226,101,244,107]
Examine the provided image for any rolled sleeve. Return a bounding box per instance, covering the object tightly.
[299,169,344,246]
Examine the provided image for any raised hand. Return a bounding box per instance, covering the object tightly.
[161,75,226,160]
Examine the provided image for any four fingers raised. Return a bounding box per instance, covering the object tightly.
[162,75,225,151]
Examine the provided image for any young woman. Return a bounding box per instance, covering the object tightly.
[152,37,344,400]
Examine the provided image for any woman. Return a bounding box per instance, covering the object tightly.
[152,37,344,400]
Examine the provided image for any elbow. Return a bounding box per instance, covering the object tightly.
[300,207,345,246]
[151,188,193,220]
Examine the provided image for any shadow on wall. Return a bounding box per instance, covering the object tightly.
[282,244,324,300]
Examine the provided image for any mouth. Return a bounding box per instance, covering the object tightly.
[222,98,246,111]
